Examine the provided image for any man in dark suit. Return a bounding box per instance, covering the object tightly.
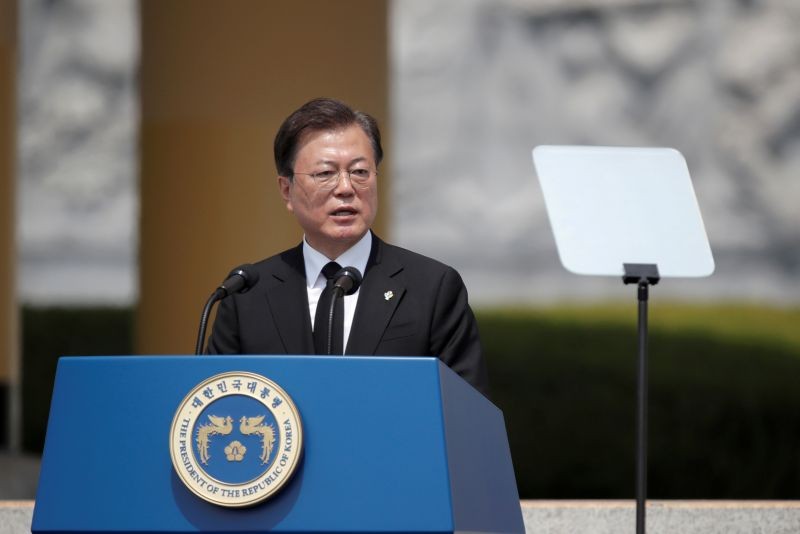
[207,98,489,397]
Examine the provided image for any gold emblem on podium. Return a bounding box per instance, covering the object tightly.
[169,371,303,507]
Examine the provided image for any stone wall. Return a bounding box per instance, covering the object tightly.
[16,0,800,305]
[392,0,800,304]
[16,0,137,304]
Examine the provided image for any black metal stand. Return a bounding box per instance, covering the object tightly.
[622,263,660,534]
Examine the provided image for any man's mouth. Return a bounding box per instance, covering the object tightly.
[331,207,357,216]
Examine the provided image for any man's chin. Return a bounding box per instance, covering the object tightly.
[324,219,363,235]
[331,227,367,243]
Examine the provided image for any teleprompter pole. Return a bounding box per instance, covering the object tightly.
[623,263,660,534]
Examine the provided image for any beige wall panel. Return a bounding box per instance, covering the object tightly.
[138,1,388,354]
[0,0,18,450]
[0,0,17,383]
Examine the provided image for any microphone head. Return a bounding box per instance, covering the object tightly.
[333,266,363,296]
[220,264,260,295]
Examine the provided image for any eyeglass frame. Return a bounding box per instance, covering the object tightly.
[291,167,378,191]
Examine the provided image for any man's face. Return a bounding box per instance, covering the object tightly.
[279,124,378,259]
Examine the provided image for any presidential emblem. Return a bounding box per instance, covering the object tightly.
[169,371,303,507]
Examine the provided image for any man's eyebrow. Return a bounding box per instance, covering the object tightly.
[312,156,369,166]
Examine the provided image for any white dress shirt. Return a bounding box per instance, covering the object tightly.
[303,231,372,352]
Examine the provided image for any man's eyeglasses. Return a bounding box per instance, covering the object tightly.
[292,168,376,191]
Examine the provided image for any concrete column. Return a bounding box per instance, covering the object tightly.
[0,0,19,450]
[138,1,388,354]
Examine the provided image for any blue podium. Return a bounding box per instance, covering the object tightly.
[32,355,524,533]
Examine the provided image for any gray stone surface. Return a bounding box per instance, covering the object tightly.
[17,0,138,305]
[0,502,34,534]
[0,454,40,500]
[392,0,800,304]
[2,500,799,534]
[15,0,800,306]
[521,500,800,533]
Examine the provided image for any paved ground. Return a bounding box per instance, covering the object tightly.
[0,453,40,500]
[3,500,800,534]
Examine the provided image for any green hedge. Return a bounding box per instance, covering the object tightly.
[478,303,800,499]
[21,303,800,498]
[21,307,134,452]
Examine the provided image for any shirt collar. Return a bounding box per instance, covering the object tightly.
[303,231,372,289]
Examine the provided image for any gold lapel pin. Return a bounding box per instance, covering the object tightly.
[384,290,394,301]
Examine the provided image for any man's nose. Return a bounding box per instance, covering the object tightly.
[333,171,356,195]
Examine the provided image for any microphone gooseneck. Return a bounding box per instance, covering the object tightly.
[196,264,260,355]
[325,266,363,355]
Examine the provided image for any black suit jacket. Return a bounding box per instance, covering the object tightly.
[207,234,489,396]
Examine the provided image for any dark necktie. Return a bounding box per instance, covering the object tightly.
[314,262,344,355]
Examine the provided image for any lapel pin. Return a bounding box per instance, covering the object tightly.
[384,290,394,301]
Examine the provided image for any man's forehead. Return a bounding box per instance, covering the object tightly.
[297,124,365,143]
[295,125,374,162]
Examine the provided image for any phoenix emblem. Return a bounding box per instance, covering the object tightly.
[240,415,276,464]
[196,415,233,465]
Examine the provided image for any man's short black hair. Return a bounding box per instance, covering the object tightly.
[273,97,383,178]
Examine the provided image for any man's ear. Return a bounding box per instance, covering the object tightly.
[277,176,293,211]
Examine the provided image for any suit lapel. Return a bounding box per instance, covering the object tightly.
[346,236,406,355]
[265,244,315,354]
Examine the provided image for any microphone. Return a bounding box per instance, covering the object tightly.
[217,265,260,298]
[332,266,363,296]
[323,266,363,355]
[196,264,259,355]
